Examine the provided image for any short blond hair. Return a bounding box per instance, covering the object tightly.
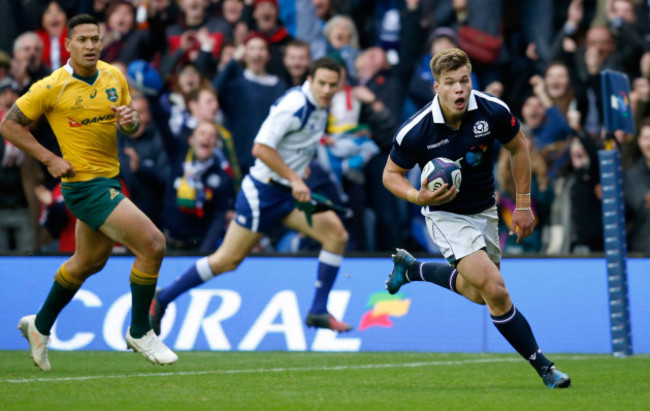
[430,48,472,81]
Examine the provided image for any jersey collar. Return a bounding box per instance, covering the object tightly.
[431,90,478,124]
[301,81,319,108]
[64,59,99,86]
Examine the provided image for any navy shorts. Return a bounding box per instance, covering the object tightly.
[233,175,296,233]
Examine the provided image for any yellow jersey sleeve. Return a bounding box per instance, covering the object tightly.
[15,78,54,121]
[115,67,131,107]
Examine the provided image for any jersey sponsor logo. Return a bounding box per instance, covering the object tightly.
[105,88,118,102]
[109,188,120,200]
[72,97,84,110]
[463,144,488,167]
[80,113,116,125]
[472,120,490,138]
[427,138,449,150]
[68,117,82,127]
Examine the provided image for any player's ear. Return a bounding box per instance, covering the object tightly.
[433,81,439,94]
[64,37,71,53]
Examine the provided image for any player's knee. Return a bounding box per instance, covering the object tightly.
[222,254,245,272]
[483,282,510,305]
[142,230,166,263]
[77,255,110,278]
[334,226,349,247]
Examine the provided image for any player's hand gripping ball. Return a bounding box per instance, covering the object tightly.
[421,157,462,192]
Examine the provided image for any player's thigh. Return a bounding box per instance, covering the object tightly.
[69,218,114,275]
[282,209,347,245]
[456,249,505,291]
[99,197,165,258]
[208,221,263,270]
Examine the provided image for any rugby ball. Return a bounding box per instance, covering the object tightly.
[420,157,462,192]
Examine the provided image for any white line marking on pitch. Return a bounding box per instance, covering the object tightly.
[1,356,590,384]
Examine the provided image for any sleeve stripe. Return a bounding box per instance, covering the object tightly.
[473,90,511,113]
[395,107,430,146]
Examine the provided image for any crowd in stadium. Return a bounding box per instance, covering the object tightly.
[0,0,649,256]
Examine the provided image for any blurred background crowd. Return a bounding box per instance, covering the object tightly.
[0,0,648,256]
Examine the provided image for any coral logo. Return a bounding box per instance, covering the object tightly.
[610,91,630,117]
[464,144,488,167]
[358,291,411,331]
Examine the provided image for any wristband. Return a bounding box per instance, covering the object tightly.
[515,208,531,211]
[515,193,531,209]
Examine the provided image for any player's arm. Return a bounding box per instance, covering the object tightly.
[0,104,74,178]
[252,142,311,203]
[503,129,534,243]
[111,103,140,135]
[382,156,456,206]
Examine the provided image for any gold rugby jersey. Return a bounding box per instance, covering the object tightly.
[16,60,131,182]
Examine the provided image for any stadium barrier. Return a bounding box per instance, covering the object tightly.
[1,256,648,353]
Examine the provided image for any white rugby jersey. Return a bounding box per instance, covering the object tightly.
[249,81,328,184]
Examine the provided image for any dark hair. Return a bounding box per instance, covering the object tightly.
[40,1,68,31]
[67,14,99,37]
[308,57,341,77]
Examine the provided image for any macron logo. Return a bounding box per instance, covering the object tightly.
[427,139,449,150]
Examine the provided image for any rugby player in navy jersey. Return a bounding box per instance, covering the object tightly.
[150,57,354,333]
[382,48,571,389]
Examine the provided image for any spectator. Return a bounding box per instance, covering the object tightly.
[543,61,589,126]
[624,120,650,254]
[408,27,482,110]
[282,39,311,87]
[547,134,603,254]
[118,96,169,228]
[36,1,70,70]
[165,62,207,137]
[0,52,11,83]
[213,33,286,173]
[158,115,236,251]
[11,32,50,92]
[296,0,337,60]
[520,76,573,180]
[101,0,157,64]
[0,78,30,253]
[322,15,360,80]
[182,86,242,190]
[244,0,295,77]
[162,0,230,78]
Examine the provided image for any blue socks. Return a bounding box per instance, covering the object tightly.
[157,257,214,307]
[491,305,553,375]
[309,250,343,315]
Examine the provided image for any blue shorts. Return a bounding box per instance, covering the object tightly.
[233,175,296,233]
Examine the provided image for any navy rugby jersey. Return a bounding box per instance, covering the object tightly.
[390,90,520,215]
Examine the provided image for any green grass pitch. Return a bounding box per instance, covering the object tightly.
[1,351,648,410]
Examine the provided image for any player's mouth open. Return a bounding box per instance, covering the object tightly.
[455,98,465,108]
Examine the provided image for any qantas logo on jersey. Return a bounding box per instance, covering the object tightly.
[473,120,490,137]
[68,114,116,127]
